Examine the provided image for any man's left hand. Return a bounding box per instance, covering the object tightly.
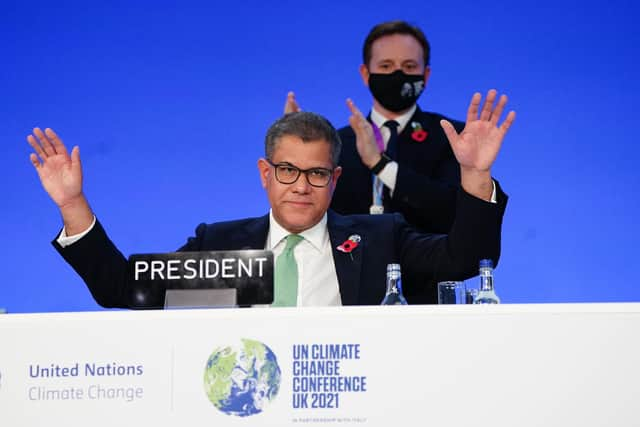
[441,89,516,200]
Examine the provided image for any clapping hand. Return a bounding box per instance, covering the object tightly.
[346,98,380,169]
[284,91,301,114]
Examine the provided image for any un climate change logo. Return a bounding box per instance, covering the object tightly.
[203,338,281,417]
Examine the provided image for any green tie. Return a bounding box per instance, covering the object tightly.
[272,234,304,307]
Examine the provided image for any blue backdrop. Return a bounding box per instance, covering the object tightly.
[3,0,639,312]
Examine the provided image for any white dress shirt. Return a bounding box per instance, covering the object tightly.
[369,105,417,194]
[267,211,342,307]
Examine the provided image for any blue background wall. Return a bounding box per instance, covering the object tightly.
[2,0,638,312]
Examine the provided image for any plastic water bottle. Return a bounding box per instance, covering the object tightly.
[474,259,500,304]
[380,264,408,305]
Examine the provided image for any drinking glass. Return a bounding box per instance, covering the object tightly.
[437,281,467,304]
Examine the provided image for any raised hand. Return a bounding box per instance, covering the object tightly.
[440,89,516,200]
[28,128,83,207]
[27,128,93,234]
[440,89,515,173]
[346,98,380,169]
[284,91,301,114]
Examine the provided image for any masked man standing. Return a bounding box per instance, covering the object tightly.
[286,20,464,235]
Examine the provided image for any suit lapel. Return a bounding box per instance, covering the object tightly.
[399,105,426,141]
[240,214,270,249]
[327,210,363,305]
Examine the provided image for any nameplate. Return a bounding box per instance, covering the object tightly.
[127,250,273,308]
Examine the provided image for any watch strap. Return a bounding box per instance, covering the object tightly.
[370,153,392,175]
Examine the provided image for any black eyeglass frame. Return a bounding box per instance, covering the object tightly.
[266,159,335,188]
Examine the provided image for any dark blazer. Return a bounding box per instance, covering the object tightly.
[54,187,506,308]
[331,106,465,234]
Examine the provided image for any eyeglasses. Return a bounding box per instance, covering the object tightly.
[266,159,334,188]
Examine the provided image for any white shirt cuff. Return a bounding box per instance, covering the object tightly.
[56,216,97,248]
[377,161,398,196]
[490,180,497,203]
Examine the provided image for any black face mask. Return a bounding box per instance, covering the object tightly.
[368,70,425,112]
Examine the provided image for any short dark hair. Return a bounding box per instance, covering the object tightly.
[362,20,431,67]
[265,112,342,167]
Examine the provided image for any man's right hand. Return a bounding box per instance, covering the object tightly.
[284,91,301,114]
[346,99,381,169]
[27,127,93,235]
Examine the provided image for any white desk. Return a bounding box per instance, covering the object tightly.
[1,303,639,426]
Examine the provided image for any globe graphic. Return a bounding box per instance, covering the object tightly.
[203,338,281,417]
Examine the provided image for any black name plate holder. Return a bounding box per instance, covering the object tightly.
[127,250,274,309]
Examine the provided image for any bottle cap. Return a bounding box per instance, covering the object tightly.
[386,263,401,273]
[479,259,494,269]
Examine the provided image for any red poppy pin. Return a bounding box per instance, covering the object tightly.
[410,122,428,142]
[337,234,361,253]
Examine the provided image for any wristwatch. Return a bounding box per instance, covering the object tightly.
[370,153,392,175]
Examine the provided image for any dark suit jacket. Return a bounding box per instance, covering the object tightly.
[331,106,465,234]
[54,187,506,308]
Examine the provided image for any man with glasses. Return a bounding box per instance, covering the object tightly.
[28,92,514,307]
